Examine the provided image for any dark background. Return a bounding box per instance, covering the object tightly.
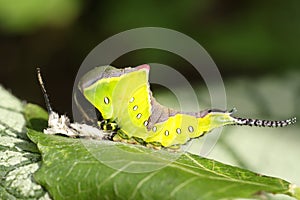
[0,0,299,115]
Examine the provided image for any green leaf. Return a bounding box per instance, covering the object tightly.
[0,85,49,199]
[27,126,300,200]
[24,103,48,132]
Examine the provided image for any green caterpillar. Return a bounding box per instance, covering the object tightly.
[78,64,296,148]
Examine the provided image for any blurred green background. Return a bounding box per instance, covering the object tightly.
[0,0,299,113]
[0,0,299,190]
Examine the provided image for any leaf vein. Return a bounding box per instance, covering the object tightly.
[129,170,159,200]
[170,177,198,197]
[169,163,272,187]
[184,154,234,180]
[97,162,132,189]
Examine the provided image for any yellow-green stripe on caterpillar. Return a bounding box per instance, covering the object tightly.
[78,64,296,148]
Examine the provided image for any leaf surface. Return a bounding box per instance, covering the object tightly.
[27,125,299,199]
[0,85,49,199]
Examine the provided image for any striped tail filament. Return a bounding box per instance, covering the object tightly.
[233,117,297,127]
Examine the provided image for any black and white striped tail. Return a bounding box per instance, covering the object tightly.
[233,117,297,127]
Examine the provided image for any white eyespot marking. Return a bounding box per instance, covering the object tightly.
[188,126,194,133]
[165,130,169,136]
[136,113,142,119]
[104,97,110,104]
[176,128,181,134]
[129,97,135,103]
[133,105,138,111]
[152,126,157,132]
[143,120,148,126]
